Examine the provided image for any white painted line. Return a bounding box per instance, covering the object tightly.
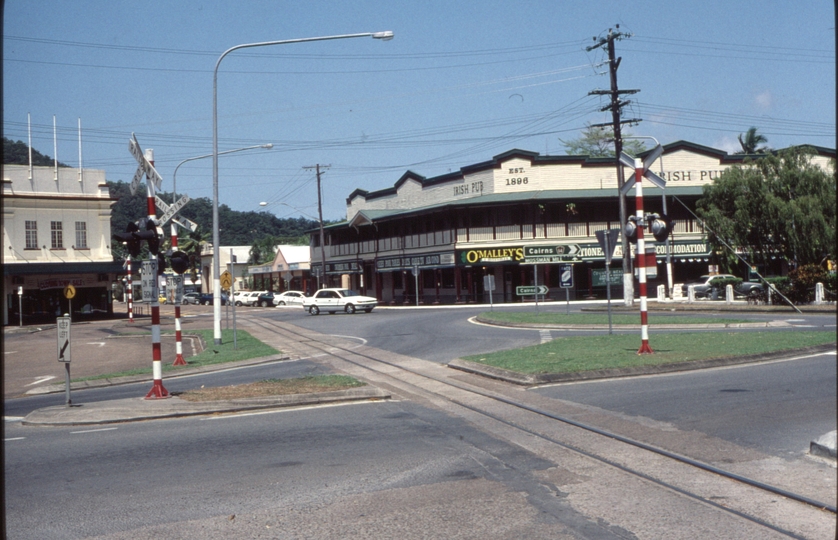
[86,342,107,347]
[4,417,24,422]
[5,437,25,441]
[71,427,118,434]
[4,351,18,355]
[330,335,368,345]
[539,329,553,344]
[200,399,382,421]
[26,376,56,387]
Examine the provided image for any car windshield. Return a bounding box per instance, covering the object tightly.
[337,289,359,297]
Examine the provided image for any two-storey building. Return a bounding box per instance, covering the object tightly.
[311,141,834,304]
[3,164,124,325]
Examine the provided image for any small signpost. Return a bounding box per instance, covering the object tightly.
[559,264,574,314]
[141,259,158,303]
[595,229,620,334]
[515,285,549,296]
[57,315,72,406]
[483,274,496,310]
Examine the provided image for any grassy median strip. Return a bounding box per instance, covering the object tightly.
[178,375,366,402]
[463,331,836,375]
[74,329,279,382]
[478,311,749,326]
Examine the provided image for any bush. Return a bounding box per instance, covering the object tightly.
[787,264,829,304]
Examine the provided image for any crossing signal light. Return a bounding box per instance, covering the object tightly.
[170,250,189,275]
[157,254,166,276]
[649,215,671,242]
[133,219,162,255]
[113,222,142,257]
[624,217,638,243]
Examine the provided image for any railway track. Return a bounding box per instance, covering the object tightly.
[244,315,836,539]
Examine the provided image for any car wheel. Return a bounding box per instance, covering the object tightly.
[182,299,188,305]
[345,303,356,314]
[235,301,242,307]
[278,301,286,306]
[309,305,320,315]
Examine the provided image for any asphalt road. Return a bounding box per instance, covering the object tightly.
[532,351,837,459]
[5,398,601,539]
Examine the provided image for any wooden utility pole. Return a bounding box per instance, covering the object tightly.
[587,25,641,305]
[304,164,330,289]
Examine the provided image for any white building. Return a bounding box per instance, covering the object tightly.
[3,164,124,325]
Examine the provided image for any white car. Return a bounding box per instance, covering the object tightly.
[273,290,307,307]
[233,290,264,306]
[304,288,377,315]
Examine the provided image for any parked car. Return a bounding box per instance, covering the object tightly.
[233,290,264,307]
[199,293,229,305]
[681,275,763,299]
[181,292,201,305]
[273,290,308,307]
[303,288,377,315]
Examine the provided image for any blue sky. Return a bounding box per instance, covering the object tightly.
[4,1,835,220]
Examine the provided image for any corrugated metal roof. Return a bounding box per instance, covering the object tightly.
[335,186,705,229]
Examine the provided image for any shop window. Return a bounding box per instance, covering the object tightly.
[51,221,63,249]
[75,222,88,249]
[423,271,435,289]
[441,268,455,289]
[25,220,38,249]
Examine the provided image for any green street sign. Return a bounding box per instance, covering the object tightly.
[516,285,549,296]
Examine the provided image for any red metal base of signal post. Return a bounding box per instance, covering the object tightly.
[145,379,169,399]
[637,341,654,354]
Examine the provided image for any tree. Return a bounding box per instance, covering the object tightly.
[177,227,211,286]
[696,147,835,270]
[3,137,70,166]
[736,127,769,154]
[561,124,647,157]
[249,235,280,265]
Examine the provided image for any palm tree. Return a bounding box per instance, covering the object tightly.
[178,227,211,287]
[737,127,769,154]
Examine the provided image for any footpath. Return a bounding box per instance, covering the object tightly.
[5,302,836,460]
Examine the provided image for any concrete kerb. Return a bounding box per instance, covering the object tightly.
[26,352,290,395]
[447,343,837,386]
[21,386,391,426]
[472,315,793,331]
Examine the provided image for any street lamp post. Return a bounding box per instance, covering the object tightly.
[212,31,393,345]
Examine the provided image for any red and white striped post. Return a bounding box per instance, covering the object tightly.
[127,255,133,323]
[143,149,169,399]
[633,157,653,354]
[171,222,187,366]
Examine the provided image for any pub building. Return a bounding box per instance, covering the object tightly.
[309,141,834,305]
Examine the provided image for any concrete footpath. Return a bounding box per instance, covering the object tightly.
[5,303,836,460]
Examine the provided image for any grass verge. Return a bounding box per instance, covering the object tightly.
[477,311,750,326]
[74,329,279,382]
[178,375,366,402]
[462,331,836,375]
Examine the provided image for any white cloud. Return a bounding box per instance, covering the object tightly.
[714,136,741,154]
[755,90,773,109]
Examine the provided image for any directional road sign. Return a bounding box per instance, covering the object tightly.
[522,244,580,263]
[559,264,574,288]
[516,285,549,296]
